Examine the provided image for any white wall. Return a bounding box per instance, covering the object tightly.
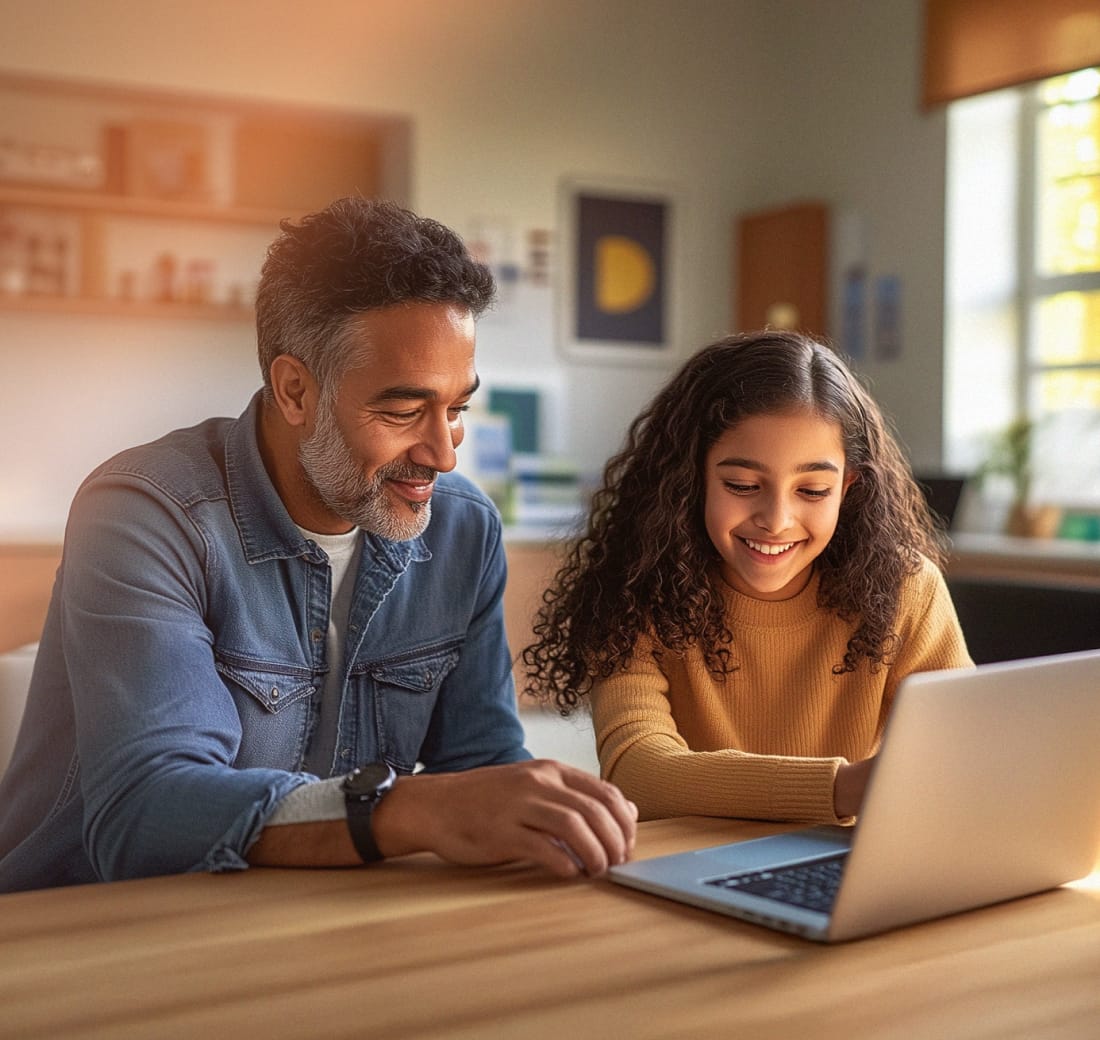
[0,0,946,539]
[727,0,949,469]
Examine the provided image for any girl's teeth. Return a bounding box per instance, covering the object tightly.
[746,539,794,555]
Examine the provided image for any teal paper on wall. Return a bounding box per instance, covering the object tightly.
[488,388,540,455]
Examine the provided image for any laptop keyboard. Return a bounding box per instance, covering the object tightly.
[704,852,848,914]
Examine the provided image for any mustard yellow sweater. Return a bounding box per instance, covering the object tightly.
[590,556,973,824]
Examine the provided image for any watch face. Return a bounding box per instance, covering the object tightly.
[344,761,396,801]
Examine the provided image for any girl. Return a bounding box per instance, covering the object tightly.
[522,330,972,823]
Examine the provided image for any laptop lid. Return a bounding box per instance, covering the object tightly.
[608,649,1100,942]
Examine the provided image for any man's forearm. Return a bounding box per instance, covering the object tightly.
[246,762,638,877]
[245,775,426,867]
[246,775,360,866]
[246,817,362,867]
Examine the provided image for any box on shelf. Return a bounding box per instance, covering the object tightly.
[511,453,584,529]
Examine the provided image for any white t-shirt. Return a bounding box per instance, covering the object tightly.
[297,525,363,778]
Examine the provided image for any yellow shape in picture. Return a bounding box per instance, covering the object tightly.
[595,235,655,313]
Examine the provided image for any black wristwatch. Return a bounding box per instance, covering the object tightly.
[342,761,397,863]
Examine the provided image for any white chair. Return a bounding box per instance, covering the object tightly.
[0,643,37,779]
[521,705,600,775]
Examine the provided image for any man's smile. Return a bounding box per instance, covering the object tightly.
[388,476,436,504]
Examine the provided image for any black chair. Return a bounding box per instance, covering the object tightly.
[914,474,968,530]
[947,576,1100,665]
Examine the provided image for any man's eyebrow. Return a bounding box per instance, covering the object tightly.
[715,456,840,474]
[372,376,480,404]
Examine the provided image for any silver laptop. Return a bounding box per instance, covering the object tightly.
[608,649,1100,942]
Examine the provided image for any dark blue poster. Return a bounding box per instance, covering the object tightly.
[574,194,666,346]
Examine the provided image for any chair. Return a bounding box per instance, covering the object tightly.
[0,643,36,779]
[947,578,1100,665]
[914,473,968,530]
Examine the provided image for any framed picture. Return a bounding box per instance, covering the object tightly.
[557,176,679,364]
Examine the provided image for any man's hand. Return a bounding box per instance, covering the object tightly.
[833,756,876,819]
[373,759,638,878]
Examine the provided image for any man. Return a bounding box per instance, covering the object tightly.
[0,197,636,892]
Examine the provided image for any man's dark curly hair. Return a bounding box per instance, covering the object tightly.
[255,196,495,400]
[522,330,949,714]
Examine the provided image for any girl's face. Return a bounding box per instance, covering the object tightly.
[703,409,855,601]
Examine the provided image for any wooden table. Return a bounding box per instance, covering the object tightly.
[2,817,1098,1038]
[0,543,61,652]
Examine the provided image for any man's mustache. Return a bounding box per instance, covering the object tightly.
[378,463,437,483]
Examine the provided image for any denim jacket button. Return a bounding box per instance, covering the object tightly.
[270,687,279,700]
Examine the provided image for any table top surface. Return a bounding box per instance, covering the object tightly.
[2,816,1098,1039]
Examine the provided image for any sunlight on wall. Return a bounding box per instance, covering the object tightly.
[2,314,260,540]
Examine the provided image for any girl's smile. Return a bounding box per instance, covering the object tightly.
[704,409,855,601]
[741,537,801,557]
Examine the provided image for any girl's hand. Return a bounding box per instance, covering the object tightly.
[833,756,876,818]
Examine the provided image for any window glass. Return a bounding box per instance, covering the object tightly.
[1033,290,1100,364]
[946,67,1100,513]
[1034,368,1100,410]
[944,91,1019,473]
[1036,90,1100,276]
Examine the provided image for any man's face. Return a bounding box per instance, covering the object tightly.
[297,302,479,540]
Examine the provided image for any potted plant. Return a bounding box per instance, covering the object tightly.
[976,418,1061,538]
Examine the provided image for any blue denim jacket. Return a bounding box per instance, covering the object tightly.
[0,393,529,892]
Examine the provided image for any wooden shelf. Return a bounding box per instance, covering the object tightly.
[948,531,1100,587]
[0,72,409,321]
[0,293,254,322]
[0,184,292,227]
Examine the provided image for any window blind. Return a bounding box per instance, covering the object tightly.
[923,0,1100,106]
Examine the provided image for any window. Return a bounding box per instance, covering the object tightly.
[945,67,1100,513]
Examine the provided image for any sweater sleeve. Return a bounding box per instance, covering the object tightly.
[879,559,975,720]
[590,637,846,825]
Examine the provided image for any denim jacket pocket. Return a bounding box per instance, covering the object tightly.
[368,644,461,772]
[214,654,317,769]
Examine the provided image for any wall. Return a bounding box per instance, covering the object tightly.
[729,0,950,470]
[0,0,946,540]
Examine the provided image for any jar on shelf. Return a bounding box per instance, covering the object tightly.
[0,218,27,296]
[151,252,178,303]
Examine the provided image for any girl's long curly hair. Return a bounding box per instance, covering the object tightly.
[522,330,949,714]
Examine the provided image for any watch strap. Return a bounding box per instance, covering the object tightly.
[345,796,385,863]
[343,762,396,864]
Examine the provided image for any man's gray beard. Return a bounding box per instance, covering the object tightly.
[297,397,433,541]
